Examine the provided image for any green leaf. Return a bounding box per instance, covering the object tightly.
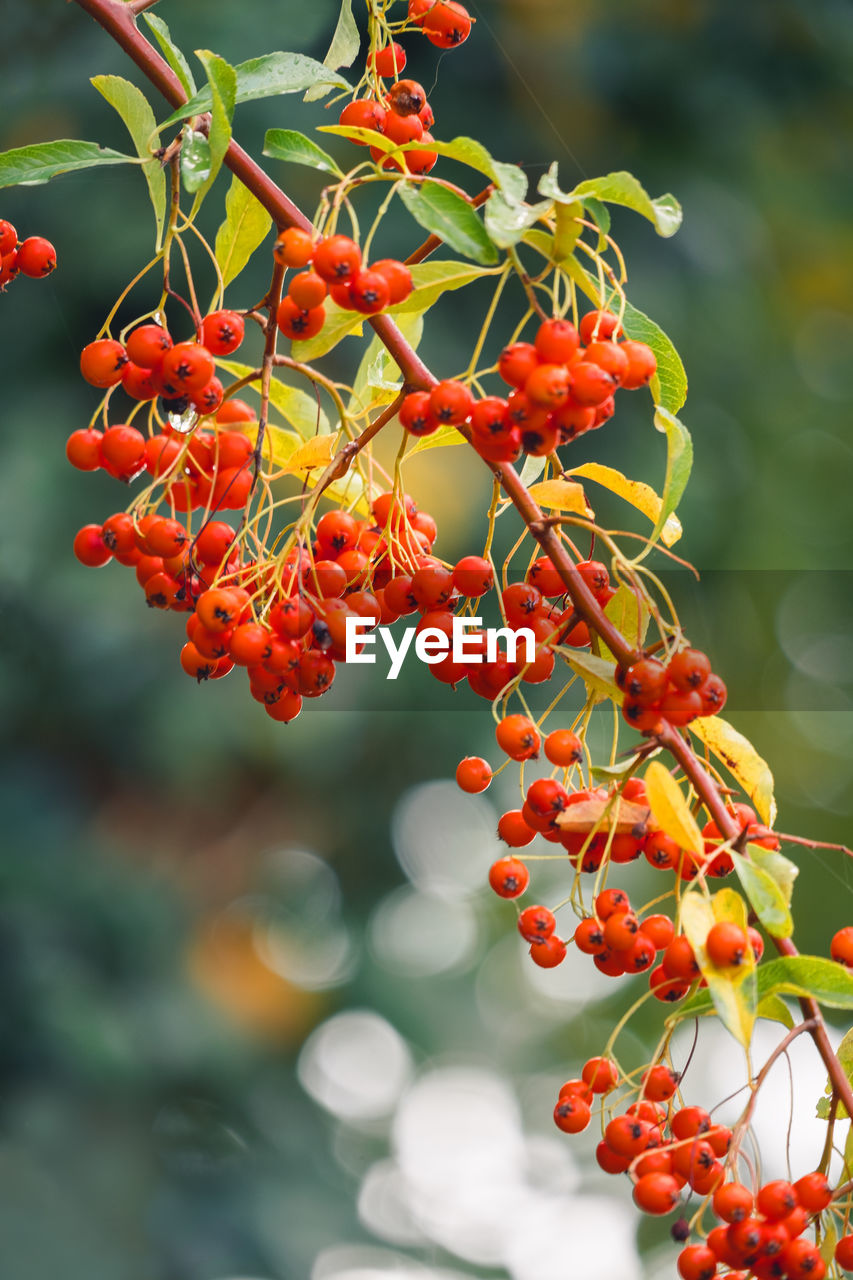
[142,13,197,100]
[644,407,692,556]
[290,300,364,362]
[621,296,687,415]
[160,53,350,127]
[603,584,650,656]
[484,190,551,249]
[91,75,166,247]
[518,452,547,487]
[584,196,611,238]
[214,174,272,287]
[0,139,134,189]
[747,843,799,907]
[390,259,499,315]
[406,424,467,455]
[180,129,210,193]
[193,51,237,200]
[314,0,359,80]
[732,851,793,938]
[349,311,425,414]
[217,359,331,438]
[540,163,682,237]
[398,182,499,266]
[820,1220,839,1268]
[410,136,528,201]
[263,128,343,176]
[563,652,620,704]
[756,994,794,1029]
[678,956,853,1023]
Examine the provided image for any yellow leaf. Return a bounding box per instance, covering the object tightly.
[280,432,338,474]
[681,887,756,1048]
[691,715,777,827]
[565,461,682,546]
[644,760,703,855]
[527,479,593,516]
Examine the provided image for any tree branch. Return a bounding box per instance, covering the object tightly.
[70,0,853,1119]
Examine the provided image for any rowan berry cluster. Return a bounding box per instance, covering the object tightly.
[619,647,729,732]
[0,219,56,288]
[76,308,243,421]
[398,312,657,458]
[337,0,472,172]
[557,1055,837,1280]
[273,226,413,336]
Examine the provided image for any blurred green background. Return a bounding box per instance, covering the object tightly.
[2,2,853,1277]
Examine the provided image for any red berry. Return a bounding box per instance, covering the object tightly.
[369,42,407,76]
[553,1094,591,1133]
[80,338,128,387]
[831,926,853,967]
[273,227,315,267]
[429,379,474,426]
[595,887,631,920]
[350,269,392,314]
[836,1236,853,1271]
[712,1181,753,1224]
[73,523,111,567]
[544,730,582,767]
[706,921,748,969]
[455,756,492,793]
[497,809,536,847]
[794,1171,831,1213]
[161,342,215,392]
[452,555,493,597]
[498,342,540,388]
[422,0,472,48]
[579,309,622,345]
[313,235,361,283]
[0,220,17,255]
[488,856,529,899]
[202,309,244,355]
[621,340,657,389]
[386,78,426,116]
[495,714,540,761]
[16,235,56,277]
[756,1180,797,1221]
[530,934,567,967]
[677,1244,717,1280]
[66,427,103,471]
[276,297,326,340]
[633,1172,681,1216]
[534,317,580,364]
[372,259,413,304]
[518,905,555,943]
[582,1056,618,1093]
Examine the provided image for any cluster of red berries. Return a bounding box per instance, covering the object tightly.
[0,219,56,288]
[76,309,245,420]
[618,646,728,731]
[340,71,439,175]
[273,227,413,336]
[560,1060,835,1280]
[399,312,657,459]
[337,1,472,170]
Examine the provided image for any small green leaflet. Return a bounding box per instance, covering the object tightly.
[675,956,853,1024]
[160,52,350,127]
[180,129,210,193]
[349,311,425,414]
[732,851,794,938]
[621,296,687,415]
[755,995,794,1029]
[398,182,498,266]
[747,843,799,907]
[142,13,197,99]
[91,75,166,247]
[0,140,134,189]
[263,129,342,177]
[563,652,620,704]
[484,190,551,249]
[539,162,683,238]
[214,174,272,287]
[635,407,692,560]
[217,360,330,438]
[192,52,236,201]
[305,0,359,102]
[389,260,499,315]
[404,135,528,202]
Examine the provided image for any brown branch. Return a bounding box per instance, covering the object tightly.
[70,0,853,1120]
[252,260,285,489]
